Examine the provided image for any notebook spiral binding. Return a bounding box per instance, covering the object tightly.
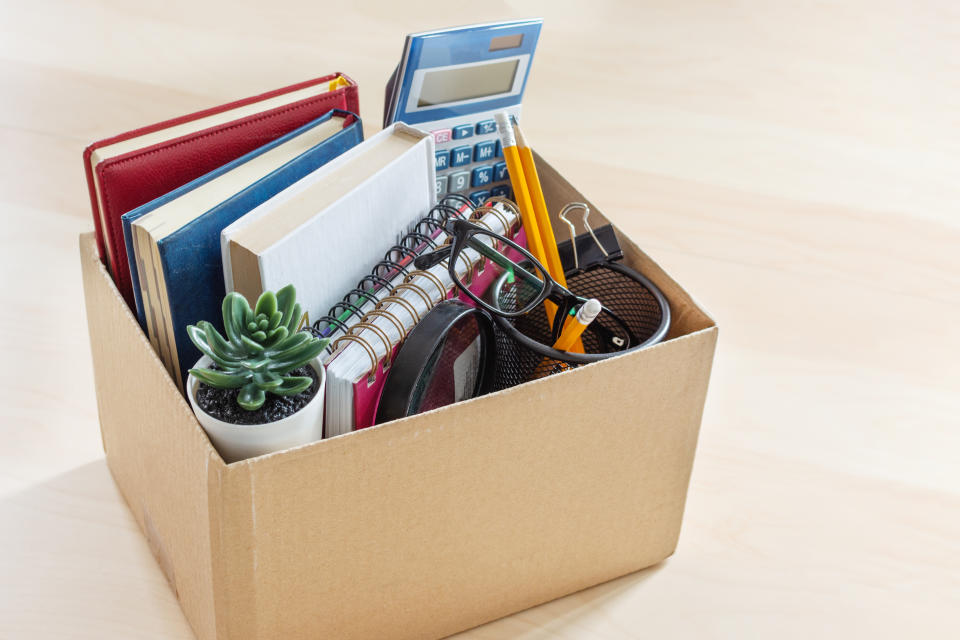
[309,194,474,349]
[319,195,522,379]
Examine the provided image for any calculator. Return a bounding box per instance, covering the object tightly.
[383,19,543,206]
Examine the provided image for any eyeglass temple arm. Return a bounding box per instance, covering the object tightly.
[414,246,452,270]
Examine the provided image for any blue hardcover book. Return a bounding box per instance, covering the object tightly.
[121,109,363,390]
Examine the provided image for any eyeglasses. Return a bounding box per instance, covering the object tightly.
[415,219,636,349]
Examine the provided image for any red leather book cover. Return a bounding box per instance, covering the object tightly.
[83,73,360,309]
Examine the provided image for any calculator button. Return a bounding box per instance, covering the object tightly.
[469,190,491,206]
[431,128,452,144]
[435,175,449,197]
[448,171,470,192]
[494,139,503,158]
[476,119,497,135]
[471,165,493,188]
[474,141,496,163]
[490,184,511,199]
[452,124,473,139]
[492,161,509,182]
[450,145,472,167]
[435,150,450,171]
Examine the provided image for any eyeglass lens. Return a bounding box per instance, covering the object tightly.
[456,230,548,314]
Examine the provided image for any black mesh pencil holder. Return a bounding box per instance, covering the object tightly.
[489,261,671,391]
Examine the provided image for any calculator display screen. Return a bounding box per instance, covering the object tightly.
[417,59,519,107]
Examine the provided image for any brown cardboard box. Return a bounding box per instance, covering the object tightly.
[80,155,717,640]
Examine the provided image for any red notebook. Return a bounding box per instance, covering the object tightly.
[83,72,359,309]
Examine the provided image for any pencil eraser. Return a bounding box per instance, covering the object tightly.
[495,112,516,147]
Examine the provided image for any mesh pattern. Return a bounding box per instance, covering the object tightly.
[492,263,666,391]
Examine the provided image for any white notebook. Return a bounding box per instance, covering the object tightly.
[220,123,436,326]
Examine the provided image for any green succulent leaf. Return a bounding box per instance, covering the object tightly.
[237,383,266,411]
[251,330,267,342]
[247,321,257,332]
[189,367,248,389]
[276,285,296,329]
[241,335,265,355]
[254,290,278,320]
[268,341,326,374]
[186,323,234,368]
[289,304,303,332]
[201,321,244,360]
[252,370,283,390]
[222,293,250,346]
[261,326,288,349]
[272,375,313,396]
[268,330,309,353]
[268,310,283,330]
[269,336,322,363]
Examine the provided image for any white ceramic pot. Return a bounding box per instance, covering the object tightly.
[187,355,325,463]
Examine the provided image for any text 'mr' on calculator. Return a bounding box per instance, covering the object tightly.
[383,19,543,207]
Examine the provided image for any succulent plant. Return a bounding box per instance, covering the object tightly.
[186,285,328,411]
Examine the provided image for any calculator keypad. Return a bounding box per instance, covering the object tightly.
[430,110,518,201]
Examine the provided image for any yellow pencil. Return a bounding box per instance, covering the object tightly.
[512,116,583,350]
[494,112,547,266]
[512,117,567,288]
[495,112,560,324]
[553,299,601,352]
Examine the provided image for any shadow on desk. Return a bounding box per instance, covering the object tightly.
[0,460,195,639]
[453,558,667,639]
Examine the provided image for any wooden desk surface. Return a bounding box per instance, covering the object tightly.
[1,2,956,637]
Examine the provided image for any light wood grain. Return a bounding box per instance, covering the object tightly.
[1,1,957,638]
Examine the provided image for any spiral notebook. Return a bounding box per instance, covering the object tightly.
[319,197,526,437]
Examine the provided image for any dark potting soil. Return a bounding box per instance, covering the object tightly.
[194,365,319,425]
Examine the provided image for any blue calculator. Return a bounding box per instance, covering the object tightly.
[384,19,543,206]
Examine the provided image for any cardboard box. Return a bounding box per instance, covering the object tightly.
[80,154,717,640]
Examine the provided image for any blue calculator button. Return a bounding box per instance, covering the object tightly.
[450,145,472,167]
[448,171,470,193]
[435,150,450,171]
[474,141,496,163]
[476,119,497,135]
[494,139,503,158]
[469,190,491,206]
[452,124,473,139]
[435,175,449,197]
[471,165,493,188]
[490,184,511,199]
[492,161,508,182]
